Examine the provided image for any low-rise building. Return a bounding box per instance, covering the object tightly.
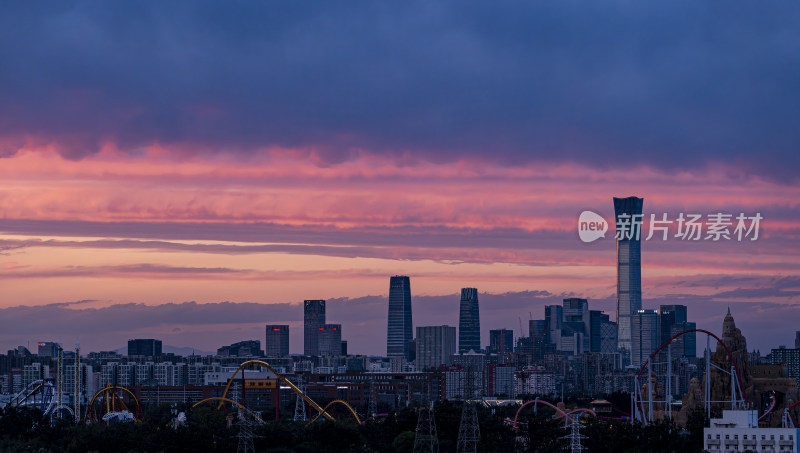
[703,410,798,453]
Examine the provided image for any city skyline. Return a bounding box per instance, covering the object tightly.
[1,2,799,358]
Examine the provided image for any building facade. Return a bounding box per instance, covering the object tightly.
[614,196,644,357]
[265,325,289,357]
[631,309,659,367]
[458,288,481,353]
[704,410,798,453]
[387,276,413,359]
[303,300,326,356]
[416,325,456,370]
[318,324,342,356]
[127,339,162,357]
[488,329,514,355]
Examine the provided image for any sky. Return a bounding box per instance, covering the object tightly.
[1,1,799,356]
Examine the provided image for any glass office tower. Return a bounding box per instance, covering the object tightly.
[387,276,413,358]
[614,196,644,357]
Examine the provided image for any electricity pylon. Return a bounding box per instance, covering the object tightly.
[413,401,439,453]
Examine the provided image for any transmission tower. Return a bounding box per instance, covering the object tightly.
[236,410,257,453]
[413,401,439,453]
[293,384,307,422]
[457,364,480,453]
[367,380,378,419]
[456,402,480,453]
[559,419,587,453]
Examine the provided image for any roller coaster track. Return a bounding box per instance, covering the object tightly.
[758,392,777,422]
[83,384,143,424]
[512,398,596,432]
[305,399,362,426]
[191,397,267,424]
[634,329,749,424]
[9,380,56,414]
[217,360,334,421]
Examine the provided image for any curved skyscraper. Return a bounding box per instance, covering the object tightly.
[614,196,643,357]
[458,288,481,353]
[387,276,413,358]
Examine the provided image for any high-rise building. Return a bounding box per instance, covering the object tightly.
[795,331,799,349]
[769,346,800,387]
[318,324,342,356]
[304,300,326,356]
[127,339,162,357]
[529,319,548,361]
[544,305,562,350]
[36,342,60,357]
[458,288,481,353]
[387,276,413,358]
[614,196,644,356]
[488,329,514,354]
[589,311,618,353]
[631,309,659,367]
[416,325,456,369]
[562,298,590,353]
[265,325,289,357]
[670,321,696,358]
[659,304,688,345]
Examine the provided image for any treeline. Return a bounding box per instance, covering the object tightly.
[0,401,707,452]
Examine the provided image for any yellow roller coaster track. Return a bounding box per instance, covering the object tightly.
[305,399,362,426]
[217,360,334,421]
[83,384,142,424]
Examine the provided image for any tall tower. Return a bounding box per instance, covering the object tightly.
[304,300,325,356]
[458,288,481,353]
[614,196,643,357]
[387,276,413,358]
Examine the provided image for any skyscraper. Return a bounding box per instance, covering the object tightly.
[416,325,457,369]
[529,319,548,361]
[318,324,342,356]
[458,288,481,353]
[670,321,697,358]
[387,276,413,358]
[631,309,659,367]
[659,304,688,345]
[544,305,563,350]
[614,196,644,357]
[562,298,590,353]
[589,311,618,353]
[304,300,325,356]
[488,329,514,354]
[265,325,289,357]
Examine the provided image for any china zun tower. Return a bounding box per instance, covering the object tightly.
[614,196,643,357]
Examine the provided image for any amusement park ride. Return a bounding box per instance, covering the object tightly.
[4,333,800,439]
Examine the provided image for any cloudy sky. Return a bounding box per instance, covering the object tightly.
[1,1,798,355]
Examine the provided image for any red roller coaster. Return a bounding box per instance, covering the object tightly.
[511,397,596,433]
[634,329,748,425]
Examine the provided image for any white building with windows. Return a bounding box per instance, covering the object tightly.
[704,410,798,452]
